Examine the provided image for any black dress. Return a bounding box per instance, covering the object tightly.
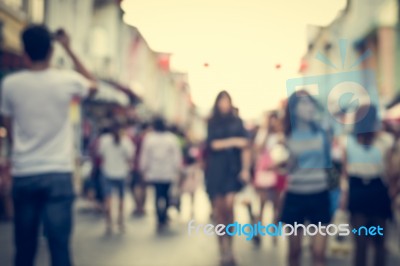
[204,115,248,200]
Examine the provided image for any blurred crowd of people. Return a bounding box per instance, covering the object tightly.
[83,117,203,233]
[203,90,400,266]
[1,23,400,266]
[79,88,400,266]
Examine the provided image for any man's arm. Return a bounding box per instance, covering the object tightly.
[55,29,97,95]
[1,85,13,152]
[2,116,12,155]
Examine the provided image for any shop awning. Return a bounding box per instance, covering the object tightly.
[92,81,130,106]
[104,80,142,105]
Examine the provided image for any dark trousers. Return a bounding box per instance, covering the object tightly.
[12,173,74,266]
[153,182,171,224]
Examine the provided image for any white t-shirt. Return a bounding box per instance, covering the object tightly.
[345,132,394,179]
[139,131,182,182]
[0,69,91,176]
[98,134,135,179]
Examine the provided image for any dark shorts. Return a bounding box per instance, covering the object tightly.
[103,178,125,199]
[348,176,392,219]
[280,190,332,225]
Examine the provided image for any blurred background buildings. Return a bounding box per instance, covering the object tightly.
[0,0,206,143]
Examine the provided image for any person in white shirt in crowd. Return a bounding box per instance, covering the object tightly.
[340,105,396,266]
[139,118,183,231]
[98,123,135,234]
[0,25,97,266]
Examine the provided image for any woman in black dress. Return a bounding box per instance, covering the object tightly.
[205,91,251,266]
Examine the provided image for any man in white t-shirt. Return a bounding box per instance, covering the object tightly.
[140,118,182,230]
[0,25,97,266]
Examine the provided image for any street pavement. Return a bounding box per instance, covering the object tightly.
[1,187,400,266]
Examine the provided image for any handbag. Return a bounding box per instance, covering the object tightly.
[254,149,278,188]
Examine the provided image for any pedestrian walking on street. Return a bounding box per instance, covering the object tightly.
[129,122,150,217]
[98,123,135,234]
[280,90,332,266]
[204,91,251,266]
[139,118,183,231]
[88,127,110,213]
[0,25,97,266]
[340,105,396,266]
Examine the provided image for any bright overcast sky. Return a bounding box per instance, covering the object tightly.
[122,0,347,120]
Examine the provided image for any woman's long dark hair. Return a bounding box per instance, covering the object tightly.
[267,111,280,133]
[354,105,378,146]
[283,90,320,137]
[210,91,234,122]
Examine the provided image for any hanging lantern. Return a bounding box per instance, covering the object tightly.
[158,53,170,71]
[299,58,308,73]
